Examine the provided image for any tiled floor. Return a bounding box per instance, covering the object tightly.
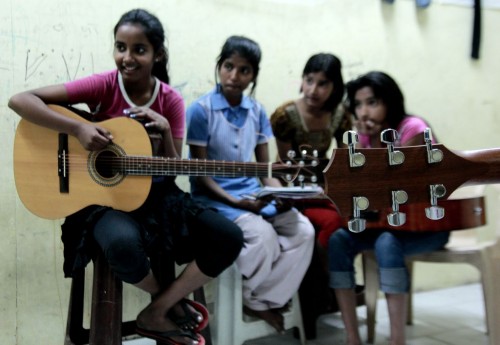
[124,283,489,345]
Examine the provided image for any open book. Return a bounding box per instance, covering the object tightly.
[243,185,325,200]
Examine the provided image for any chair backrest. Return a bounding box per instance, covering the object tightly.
[365,196,486,232]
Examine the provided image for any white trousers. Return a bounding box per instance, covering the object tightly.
[234,208,315,310]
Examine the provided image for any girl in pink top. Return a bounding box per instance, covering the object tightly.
[329,71,448,345]
[351,71,434,148]
[9,9,244,345]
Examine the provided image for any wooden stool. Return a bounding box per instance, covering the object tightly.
[64,251,212,345]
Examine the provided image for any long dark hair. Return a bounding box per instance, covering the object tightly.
[215,35,261,95]
[302,53,344,112]
[345,71,406,129]
[114,9,170,84]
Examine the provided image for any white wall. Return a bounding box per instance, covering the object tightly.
[1,0,500,344]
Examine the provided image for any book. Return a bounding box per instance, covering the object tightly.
[242,185,325,200]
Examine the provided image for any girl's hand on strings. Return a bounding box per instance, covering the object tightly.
[75,122,113,151]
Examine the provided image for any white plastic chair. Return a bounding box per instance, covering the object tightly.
[211,264,307,345]
[363,195,498,345]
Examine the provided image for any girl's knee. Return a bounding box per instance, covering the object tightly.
[375,232,398,246]
[101,237,150,284]
[300,219,315,241]
[374,232,402,255]
[328,228,352,252]
[375,233,405,268]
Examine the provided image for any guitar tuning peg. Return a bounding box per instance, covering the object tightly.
[381,129,405,165]
[348,218,366,233]
[343,130,366,168]
[287,150,296,159]
[424,128,443,164]
[298,174,305,187]
[425,184,446,220]
[425,205,445,220]
[348,196,369,233]
[387,190,408,226]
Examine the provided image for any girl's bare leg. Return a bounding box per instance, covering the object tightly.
[386,293,407,345]
[136,261,211,345]
[335,288,362,345]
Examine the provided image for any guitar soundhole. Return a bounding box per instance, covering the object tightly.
[88,144,126,187]
[95,150,118,178]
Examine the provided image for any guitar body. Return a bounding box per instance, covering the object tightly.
[14,105,152,219]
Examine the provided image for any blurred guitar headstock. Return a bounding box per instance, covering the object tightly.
[323,129,499,233]
[272,145,326,187]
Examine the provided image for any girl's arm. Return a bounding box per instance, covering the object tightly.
[171,138,183,159]
[401,133,426,146]
[189,144,267,213]
[275,138,293,162]
[255,143,282,187]
[124,106,181,158]
[255,142,293,212]
[398,116,431,147]
[8,85,113,151]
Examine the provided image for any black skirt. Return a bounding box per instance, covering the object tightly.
[61,178,207,278]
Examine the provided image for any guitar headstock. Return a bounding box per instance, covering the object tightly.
[272,146,327,186]
[323,137,499,232]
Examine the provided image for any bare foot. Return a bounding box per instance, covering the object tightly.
[272,302,290,314]
[243,306,285,334]
[137,305,199,345]
[345,335,362,345]
[169,300,203,330]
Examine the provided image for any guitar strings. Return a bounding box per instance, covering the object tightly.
[60,154,313,179]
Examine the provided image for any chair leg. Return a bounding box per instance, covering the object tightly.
[291,293,307,345]
[479,249,492,335]
[213,265,238,345]
[64,269,89,345]
[363,252,379,344]
[89,253,123,345]
[484,243,500,345]
[406,260,414,326]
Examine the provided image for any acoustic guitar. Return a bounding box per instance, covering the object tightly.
[14,105,322,219]
[13,105,500,227]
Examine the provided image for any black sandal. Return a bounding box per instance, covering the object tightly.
[136,326,204,345]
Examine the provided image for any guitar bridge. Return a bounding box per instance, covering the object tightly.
[58,133,69,193]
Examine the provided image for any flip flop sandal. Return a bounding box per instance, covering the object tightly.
[136,326,205,345]
[168,298,209,332]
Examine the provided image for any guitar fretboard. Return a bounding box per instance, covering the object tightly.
[113,156,283,178]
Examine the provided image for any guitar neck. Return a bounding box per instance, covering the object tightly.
[119,156,281,178]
